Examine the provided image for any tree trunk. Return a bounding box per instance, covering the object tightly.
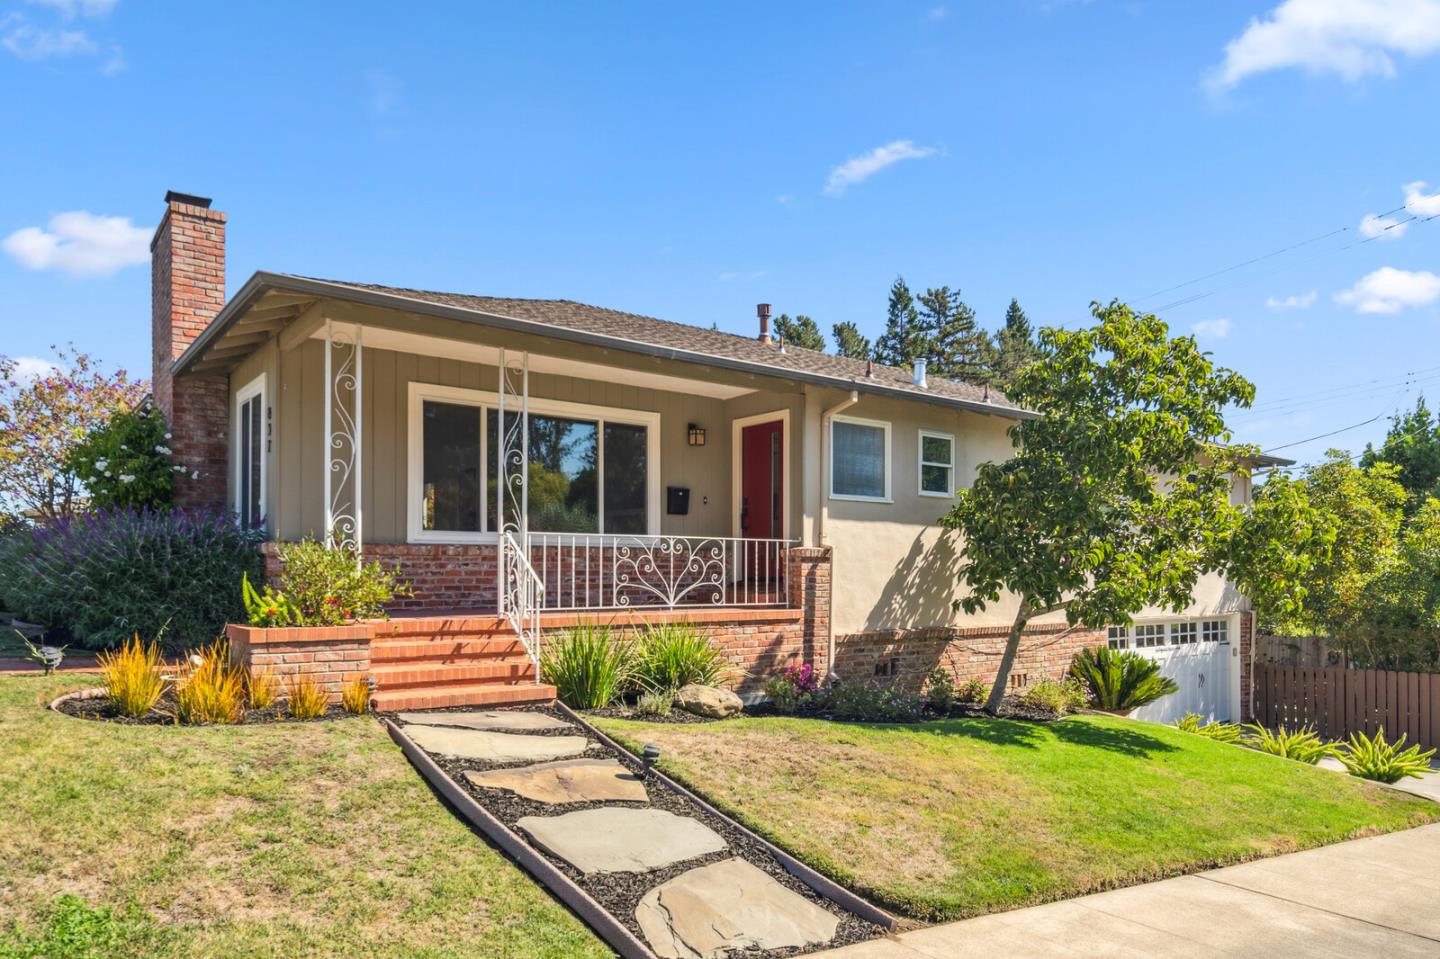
[985,602,1032,714]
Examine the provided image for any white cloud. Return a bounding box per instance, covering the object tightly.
[824,140,936,196]
[6,356,61,383]
[1209,0,1440,90]
[1265,290,1318,309]
[27,0,118,17]
[3,210,150,277]
[2,21,93,59]
[1360,212,1410,239]
[1192,317,1233,340]
[1335,266,1440,313]
[1405,179,1440,216]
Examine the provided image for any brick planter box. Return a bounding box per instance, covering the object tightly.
[226,623,373,703]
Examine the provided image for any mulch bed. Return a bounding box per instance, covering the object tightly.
[397,705,883,956]
[55,688,352,726]
[583,703,721,724]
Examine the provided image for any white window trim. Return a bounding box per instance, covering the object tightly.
[730,408,792,540]
[829,413,892,503]
[917,429,955,499]
[233,373,266,527]
[406,382,661,544]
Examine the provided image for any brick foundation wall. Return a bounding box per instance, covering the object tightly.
[151,192,230,512]
[227,623,371,703]
[833,621,1107,691]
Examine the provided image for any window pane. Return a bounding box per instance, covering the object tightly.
[921,434,952,465]
[488,411,599,533]
[833,421,886,498]
[423,401,481,532]
[604,423,648,534]
[246,396,262,525]
[921,463,951,494]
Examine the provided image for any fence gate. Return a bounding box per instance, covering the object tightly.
[1253,664,1440,752]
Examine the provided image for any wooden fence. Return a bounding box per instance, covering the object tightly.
[1254,663,1440,752]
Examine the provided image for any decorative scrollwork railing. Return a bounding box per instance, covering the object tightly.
[500,531,543,681]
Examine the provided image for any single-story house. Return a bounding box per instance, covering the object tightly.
[153,191,1283,719]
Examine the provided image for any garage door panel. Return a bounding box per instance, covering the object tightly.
[1115,617,1235,725]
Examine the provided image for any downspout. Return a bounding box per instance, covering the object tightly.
[818,390,860,679]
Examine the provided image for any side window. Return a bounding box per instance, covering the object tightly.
[831,416,891,501]
[235,377,265,528]
[918,430,955,497]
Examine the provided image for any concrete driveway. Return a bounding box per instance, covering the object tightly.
[818,824,1440,958]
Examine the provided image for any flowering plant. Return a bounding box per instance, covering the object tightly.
[66,402,176,512]
[781,662,820,694]
[272,539,410,626]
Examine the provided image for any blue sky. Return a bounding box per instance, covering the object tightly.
[2,0,1439,467]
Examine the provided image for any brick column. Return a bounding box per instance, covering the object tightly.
[787,546,832,677]
[1239,609,1255,721]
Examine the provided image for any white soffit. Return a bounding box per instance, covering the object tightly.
[311,322,754,400]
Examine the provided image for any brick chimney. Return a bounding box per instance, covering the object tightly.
[152,191,229,511]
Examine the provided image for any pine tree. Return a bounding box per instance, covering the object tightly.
[1360,395,1440,509]
[773,313,826,352]
[919,286,996,383]
[874,276,928,369]
[993,298,1041,391]
[831,321,872,361]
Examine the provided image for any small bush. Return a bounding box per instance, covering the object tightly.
[175,640,245,725]
[764,662,819,714]
[925,668,957,712]
[64,402,176,512]
[274,539,410,626]
[1242,723,1335,764]
[241,572,299,628]
[96,634,164,718]
[340,674,370,715]
[632,689,674,718]
[286,674,329,719]
[1336,727,1437,783]
[244,666,279,711]
[1175,712,1242,743]
[1069,646,1179,712]
[0,508,263,651]
[819,678,925,723]
[1021,677,1087,716]
[541,625,634,709]
[957,678,988,705]
[632,622,727,692]
[0,894,171,959]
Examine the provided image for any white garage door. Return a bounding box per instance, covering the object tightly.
[1107,617,1236,725]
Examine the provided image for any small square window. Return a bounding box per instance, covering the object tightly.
[1107,626,1130,650]
[1134,624,1166,648]
[1171,622,1198,644]
[919,430,955,497]
[1202,620,1229,643]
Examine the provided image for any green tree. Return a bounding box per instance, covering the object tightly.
[940,301,1302,713]
[993,298,1041,392]
[66,403,176,512]
[1360,395,1440,508]
[874,276,926,369]
[832,321,872,361]
[1357,498,1440,670]
[773,313,826,352]
[918,286,996,382]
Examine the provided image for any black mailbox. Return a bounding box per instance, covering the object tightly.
[666,486,691,515]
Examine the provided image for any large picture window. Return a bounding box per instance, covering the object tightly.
[831,415,891,501]
[409,384,657,541]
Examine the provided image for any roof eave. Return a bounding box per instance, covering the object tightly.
[173,272,1038,420]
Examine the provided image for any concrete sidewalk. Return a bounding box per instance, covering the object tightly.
[818,824,1440,958]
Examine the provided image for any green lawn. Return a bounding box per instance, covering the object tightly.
[0,674,609,959]
[593,713,1440,922]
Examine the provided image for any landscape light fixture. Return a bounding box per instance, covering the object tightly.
[642,743,661,773]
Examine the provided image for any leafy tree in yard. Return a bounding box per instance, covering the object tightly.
[941,301,1314,713]
[917,286,996,383]
[0,347,147,522]
[832,321,873,361]
[993,298,1042,391]
[65,402,176,512]
[773,313,826,352]
[1357,498,1440,670]
[874,276,926,369]
[1360,395,1440,509]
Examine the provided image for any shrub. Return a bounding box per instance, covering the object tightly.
[1021,677,1087,716]
[175,640,245,725]
[274,539,409,626]
[819,678,925,723]
[633,689,674,718]
[1241,723,1336,764]
[64,403,176,512]
[1174,712,1242,743]
[957,678,989,705]
[925,668,957,712]
[96,634,164,718]
[541,625,634,709]
[340,674,370,715]
[0,508,263,651]
[1336,727,1437,783]
[241,572,299,628]
[286,674,329,719]
[1068,646,1180,712]
[244,666,279,711]
[764,662,820,714]
[632,622,727,692]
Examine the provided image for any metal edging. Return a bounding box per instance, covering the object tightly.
[554,703,899,931]
[382,719,658,959]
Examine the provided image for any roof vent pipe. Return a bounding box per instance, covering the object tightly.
[757,303,772,344]
[913,357,928,389]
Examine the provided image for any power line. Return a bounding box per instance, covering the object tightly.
[1238,363,1440,413]
[1263,414,1385,453]
[1132,227,1347,305]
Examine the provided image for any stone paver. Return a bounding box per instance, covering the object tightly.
[636,857,839,959]
[397,709,573,732]
[809,824,1440,958]
[404,724,587,762]
[516,807,726,874]
[465,758,647,804]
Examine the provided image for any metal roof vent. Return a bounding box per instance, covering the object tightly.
[913,358,928,389]
[757,303,772,344]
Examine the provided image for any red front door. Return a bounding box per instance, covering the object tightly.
[740,420,784,584]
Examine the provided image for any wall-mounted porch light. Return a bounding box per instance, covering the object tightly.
[688,423,706,446]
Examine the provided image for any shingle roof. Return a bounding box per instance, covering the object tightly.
[294,275,1027,415]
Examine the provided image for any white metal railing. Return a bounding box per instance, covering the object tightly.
[527,533,795,611]
[499,531,543,682]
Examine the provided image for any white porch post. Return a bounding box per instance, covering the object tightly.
[323,318,364,560]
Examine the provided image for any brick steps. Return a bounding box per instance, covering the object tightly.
[370,638,529,664]
[367,613,553,712]
[372,681,556,711]
[372,660,538,688]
